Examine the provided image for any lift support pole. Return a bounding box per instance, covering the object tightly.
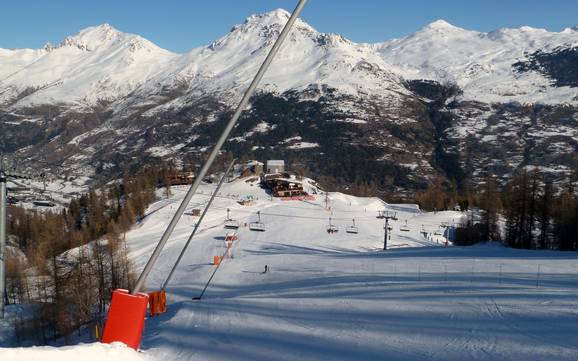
[161,159,235,291]
[131,0,308,295]
[0,171,6,319]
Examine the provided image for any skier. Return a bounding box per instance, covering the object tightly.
[263,265,269,274]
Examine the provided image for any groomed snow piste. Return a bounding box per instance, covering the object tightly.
[2,178,578,360]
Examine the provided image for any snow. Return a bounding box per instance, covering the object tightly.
[3,12,577,110]
[3,178,578,359]
[0,24,177,107]
[286,141,319,149]
[376,20,578,105]
[0,342,149,361]
[104,180,578,360]
[146,146,172,158]
[5,174,89,211]
[1,9,409,111]
[3,11,578,358]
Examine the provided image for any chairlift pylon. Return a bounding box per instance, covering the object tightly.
[346,218,358,234]
[326,217,338,234]
[249,210,266,232]
[224,208,240,229]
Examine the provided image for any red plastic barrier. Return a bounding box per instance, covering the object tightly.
[102,289,149,350]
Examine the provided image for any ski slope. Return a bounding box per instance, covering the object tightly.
[0,342,146,361]
[124,179,578,361]
[3,178,578,360]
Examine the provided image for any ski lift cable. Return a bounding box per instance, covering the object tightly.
[210,205,382,222]
[131,0,308,294]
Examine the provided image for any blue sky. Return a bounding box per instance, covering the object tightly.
[1,0,577,53]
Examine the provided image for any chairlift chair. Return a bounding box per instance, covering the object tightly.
[400,220,410,232]
[420,224,428,238]
[224,208,240,229]
[249,211,266,232]
[326,217,339,234]
[346,218,359,234]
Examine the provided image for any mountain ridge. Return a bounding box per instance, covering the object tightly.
[1,10,577,195]
[3,12,578,109]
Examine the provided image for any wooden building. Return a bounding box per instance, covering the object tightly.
[168,171,195,186]
[240,160,264,178]
[261,173,307,197]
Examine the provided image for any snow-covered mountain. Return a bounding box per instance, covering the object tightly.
[1,10,577,192]
[2,12,577,109]
[0,24,177,108]
[377,19,578,104]
[0,10,408,111]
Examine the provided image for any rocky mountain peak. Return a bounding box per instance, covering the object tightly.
[56,23,121,51]
[231,9,317,38]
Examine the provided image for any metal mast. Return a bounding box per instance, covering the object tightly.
[131,0,309,294]
[382,211,397,251]
[0,170,6,319]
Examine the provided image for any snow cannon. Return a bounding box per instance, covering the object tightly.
[101,289,149,350]
[102,0,308,349]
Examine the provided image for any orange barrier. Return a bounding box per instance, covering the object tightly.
[148,290,167,316]
[213,232,238,266]
[102,289,149,350]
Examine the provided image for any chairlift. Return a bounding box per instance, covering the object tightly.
[224,208,239,229]
[249,211,266,232]
[376,210,385,219]
[420,224,428,238]
[400,220,410,232]
[326,217,339,234]
[346,218,358,234]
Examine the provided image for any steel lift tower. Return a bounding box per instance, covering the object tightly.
[0,169,6,319]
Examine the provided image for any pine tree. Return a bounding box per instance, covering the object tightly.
[538,180,553,249]
[478,175,501,241]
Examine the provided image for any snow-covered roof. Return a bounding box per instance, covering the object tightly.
[246,160,264,166]
[267,160,285,166]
